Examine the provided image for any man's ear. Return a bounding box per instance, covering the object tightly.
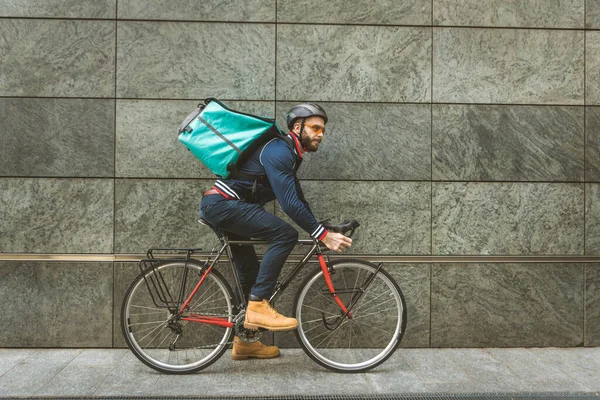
[292,122,301,134]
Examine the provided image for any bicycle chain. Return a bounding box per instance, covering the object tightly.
[175,310,262,345]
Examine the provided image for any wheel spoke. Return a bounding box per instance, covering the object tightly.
[190,286,219,310]
[306,324,338,343]
[314,324,343,348]
[154,329,173,350]
[141,324,169,348]
[129,311,169,316]
[301,315,339,325]
[302,316,340,334]
[137,321,167,343]
[128,320,170,326]
[355,296,397,315]
[322,324,344,349]
[187,281,219,310]
[190,297,227,310]
[129,323,166,335]
[352,318,396,337]
[301,304,339,317]
[307,282,338,308]
[352,280,387,313]
[351,307,400,321]
[130,305,165,311]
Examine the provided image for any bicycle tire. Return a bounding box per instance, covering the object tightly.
[121,260,234,374]
[293,258,407,373]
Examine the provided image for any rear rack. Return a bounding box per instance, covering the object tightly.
[138,248,207,311]
[145,247,204,260]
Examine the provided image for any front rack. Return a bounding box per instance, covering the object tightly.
[138,247,207,311]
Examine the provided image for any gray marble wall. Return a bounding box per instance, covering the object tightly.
[0,0,598,348]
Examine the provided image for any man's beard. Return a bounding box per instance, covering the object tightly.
[300,133,320,152]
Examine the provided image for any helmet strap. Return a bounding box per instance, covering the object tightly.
[299,119,305,139]
[299,119,310,152]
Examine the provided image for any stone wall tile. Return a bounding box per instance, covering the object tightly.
[277,25,431,102]
[434,0,584,28]
[431,263,584,347]
[586,184,600,254]
[433,105,584,181]
[387,263,430,348]
[0,0,115,18]
[586,0,600,28]
[113,262,140,348]
[0,179,114,253]
[587,33,600,105]
[433,183,584,255]
[118,0,274,22]
[0,99,114,177]
[115,179,218,253]
[586,263,600,346]
[0,262,113,347]
[277,0,431,25]
[586,107,600,181]
[434,28,584,104]
[117,22,275,99]
[0,20,115,97]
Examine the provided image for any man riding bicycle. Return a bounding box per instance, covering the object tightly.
[199,103,352,360]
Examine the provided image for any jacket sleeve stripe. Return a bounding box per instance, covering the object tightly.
[311,225,325,239]
[215,180,240,200]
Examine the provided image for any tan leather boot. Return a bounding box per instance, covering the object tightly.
[244,299,299,331]
[232,336,280,360]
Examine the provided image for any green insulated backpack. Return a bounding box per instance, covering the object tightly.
[177,98,283,179]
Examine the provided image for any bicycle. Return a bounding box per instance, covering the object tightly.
[121,218,407,374]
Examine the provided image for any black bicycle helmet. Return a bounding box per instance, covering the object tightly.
[286,102,328,130]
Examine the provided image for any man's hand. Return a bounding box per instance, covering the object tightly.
[321,232,352,253]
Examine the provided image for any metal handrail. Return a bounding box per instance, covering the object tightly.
[1,253,599,263]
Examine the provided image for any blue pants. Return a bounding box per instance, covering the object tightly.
[199,194,298,300]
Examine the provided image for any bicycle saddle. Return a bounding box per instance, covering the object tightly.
[198,217,225,238]
[197,217,214,228]
[321,219,360,236]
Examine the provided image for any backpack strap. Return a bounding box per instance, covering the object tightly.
[278,135,305,202]
[229,135,302,202]
[279,135,303,172]
[232,171,270,203]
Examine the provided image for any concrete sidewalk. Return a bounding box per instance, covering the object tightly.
[0,348,599,397]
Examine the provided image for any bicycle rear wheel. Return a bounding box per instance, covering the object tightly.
[293,259,406,372]
[121,260,234,374]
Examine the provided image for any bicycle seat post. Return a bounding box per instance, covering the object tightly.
[221,235,247,310]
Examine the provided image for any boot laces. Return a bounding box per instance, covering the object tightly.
[265,301,281,317]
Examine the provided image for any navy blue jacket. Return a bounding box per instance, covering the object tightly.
[211,133,328,241]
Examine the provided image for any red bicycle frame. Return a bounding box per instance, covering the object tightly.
[178,265,234,329]
[174,239,350,330]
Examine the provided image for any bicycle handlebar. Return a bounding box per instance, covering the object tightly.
[320,219,360,237]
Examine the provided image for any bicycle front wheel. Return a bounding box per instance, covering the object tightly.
[121,260,234,374]
[294,259,407,373]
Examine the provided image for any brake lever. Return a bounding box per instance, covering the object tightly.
[347,220,360,238]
